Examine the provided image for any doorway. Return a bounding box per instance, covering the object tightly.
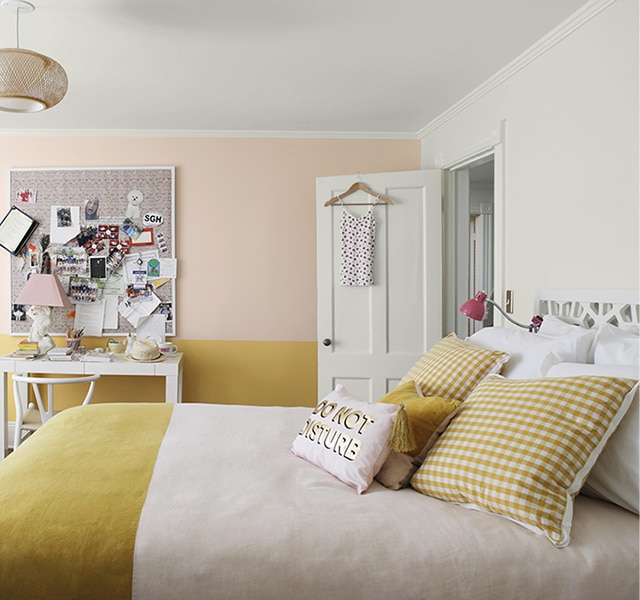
[316,170,442,401]
[443,155,495,338]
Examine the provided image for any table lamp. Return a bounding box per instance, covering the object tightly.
[14,273,72,354]
[460,291,543,333]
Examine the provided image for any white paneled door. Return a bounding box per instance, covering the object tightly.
[316,170,442,402]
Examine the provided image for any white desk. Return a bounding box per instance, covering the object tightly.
[0,352,183,457]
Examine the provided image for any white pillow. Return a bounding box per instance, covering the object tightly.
[537,315,597,361]
[537,314,582,335]
[593,323,640,366]
[291,384,398,494]
[467,324,594,379]
[545,362,639,514]
[620,323,640,335]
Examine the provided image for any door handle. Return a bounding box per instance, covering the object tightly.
[322,338,331,347]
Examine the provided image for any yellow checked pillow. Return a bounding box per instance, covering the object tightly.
[401,333,509,401]
[291,384,399,494]
[410,374,638,548]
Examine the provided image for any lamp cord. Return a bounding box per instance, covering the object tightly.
[486,299,530,329]
[15,6,20,48]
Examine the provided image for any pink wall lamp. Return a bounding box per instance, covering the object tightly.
[460,291,543,333]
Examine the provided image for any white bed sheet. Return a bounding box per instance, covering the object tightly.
[132,404,639,600]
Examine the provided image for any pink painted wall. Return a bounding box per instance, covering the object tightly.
[0,136,420,341]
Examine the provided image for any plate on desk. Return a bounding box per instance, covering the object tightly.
[125,354,165,363]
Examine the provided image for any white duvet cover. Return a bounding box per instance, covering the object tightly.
[131,404,639,600]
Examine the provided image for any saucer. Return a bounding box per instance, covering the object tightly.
[126,354,165,363]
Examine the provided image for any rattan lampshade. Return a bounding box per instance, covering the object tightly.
[0,47,67,112]
[0,0,67,113]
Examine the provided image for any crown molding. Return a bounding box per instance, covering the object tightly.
[417,0,618,140]
[0,128,419,140]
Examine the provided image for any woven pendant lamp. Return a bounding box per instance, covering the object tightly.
[0,0,67,112]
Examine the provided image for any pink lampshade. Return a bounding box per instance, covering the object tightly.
[459,291,488,321]
[14,273,72,308]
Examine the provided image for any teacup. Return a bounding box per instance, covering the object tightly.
[107,339,126,354]
[158,342,178,355]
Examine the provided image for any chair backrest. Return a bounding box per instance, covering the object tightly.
[12,373,100,425]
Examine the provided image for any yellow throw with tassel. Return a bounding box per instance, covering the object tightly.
[388,402,416,453]
[379,380,461,457]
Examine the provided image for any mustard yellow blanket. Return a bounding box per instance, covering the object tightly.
[0,403,172,600]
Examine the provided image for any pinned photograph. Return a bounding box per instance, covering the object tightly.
[156,231,169,253]
[16,189,36,204]
[84,198,100,220]
[50,205,80,245]
[69,276,99,303]
[12,304,26,321]
[83,237,106,256]
[130,228,154,246]
[126,283,153,300]
[110,237,131,254]
[99,224,119,239]
[55,247,88,275]
[76,226,96,247]
[90,256,107,279]
[122,218,143,240]
[158,302,173,322]
[106,248,125,272]
[147,258,160,277]
[57,207,72,227]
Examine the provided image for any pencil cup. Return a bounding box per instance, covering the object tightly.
[66,337,82,351]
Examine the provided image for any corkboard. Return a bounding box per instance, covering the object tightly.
[8,167,176,337]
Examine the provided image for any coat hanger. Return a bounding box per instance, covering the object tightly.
[324,181,394,207]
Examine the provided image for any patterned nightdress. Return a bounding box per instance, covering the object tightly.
[340,206,376,286]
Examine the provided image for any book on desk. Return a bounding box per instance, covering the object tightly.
[47,347,77,362]
[80,351,115,363]
[5,350,38,360]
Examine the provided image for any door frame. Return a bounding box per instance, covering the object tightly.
[438,120,507,334]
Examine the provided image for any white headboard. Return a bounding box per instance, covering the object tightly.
[535,289,640,329]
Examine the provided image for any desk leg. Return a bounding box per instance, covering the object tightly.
[165,371,183,404]
[1,372,7,458]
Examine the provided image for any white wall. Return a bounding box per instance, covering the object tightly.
[420,0,638,322]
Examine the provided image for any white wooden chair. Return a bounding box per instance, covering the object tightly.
[12,374,100,450]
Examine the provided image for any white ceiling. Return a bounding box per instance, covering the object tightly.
[0,0,590,136]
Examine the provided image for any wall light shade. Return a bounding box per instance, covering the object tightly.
[459,291,488,321]
[0,47,67,112]
[0,0,68,113]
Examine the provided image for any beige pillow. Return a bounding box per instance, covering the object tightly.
[375,381,461,490]
[401,333,509,401]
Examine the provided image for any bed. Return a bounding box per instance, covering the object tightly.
[0,289,638,600]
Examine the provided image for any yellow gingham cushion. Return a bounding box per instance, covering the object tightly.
[400,333,509,401]
[410,374,638,548]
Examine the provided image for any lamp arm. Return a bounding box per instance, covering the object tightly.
[485,299,530,329]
